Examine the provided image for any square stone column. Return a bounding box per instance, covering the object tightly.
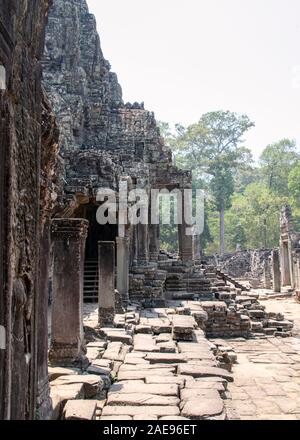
[178,189,194,263]
[272,249,281,293]
[149,224,160,262]
[49,219,89,368]
[98,241,115,326]
[263,258,272,290]
[116,236,130,306]
[137,223,149,264]
[178,223,194,262]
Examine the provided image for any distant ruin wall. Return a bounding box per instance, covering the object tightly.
[214,249,272,286]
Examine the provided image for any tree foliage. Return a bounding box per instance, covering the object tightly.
[158,114,300,255]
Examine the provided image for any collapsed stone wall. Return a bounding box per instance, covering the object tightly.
[215,249,272,287]
[0,0,58,420]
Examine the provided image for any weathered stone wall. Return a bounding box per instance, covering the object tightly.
[215,249,272,287]
[0,0,58,420]
[42,0,194,304]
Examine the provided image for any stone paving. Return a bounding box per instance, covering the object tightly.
[51,302,235,420]
[49,296,300,420]
[217,297,300,420]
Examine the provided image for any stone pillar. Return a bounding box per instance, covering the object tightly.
[272,249,281,293]
[281,240,292,286]
[49,219,89,368]
[149,224,160,262]
[116,236,130,306]
[263,258,272,290]
[178,224,194,262]
[137,223,149,264]
[193,234,202,262]
[178,190,194,263]
[98,241,115,326]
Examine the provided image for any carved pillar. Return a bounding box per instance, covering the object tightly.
[149,224,160,262]
[49,219,89,368]
[116,236,130,306]
[36,223,52,419]
[272,249,281,293]
[98,241,115,326]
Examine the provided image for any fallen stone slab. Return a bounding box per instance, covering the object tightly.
[172,315,197,333]
[178,342,211,353]
[101,416,133,420]
[145,376,186,387]
[107,393,180,407]
[50,375,104,398]
[100,329,133,345]
[102,405,180,417]
[145,353,187,364]
[103,342,130,362]
[117,369,175,381]
[156,334,173,343]
[92,359,113,369]
[119,364,176,371]
[87,365,111,377]
[50,383,84,409]
[86,341,107,350]
[184,381,225,393]
[160,416,190,420]
[48,367,80,382]
[124,357,149,365]
[180,388,221,402]
[177,365,233,382]
[157,342,177,353]
[181,397,224,420]
[151,320,172,334]
[109,382,179,397]
[63,400,97,420]
[135,325,152,334]
[86,348,103,360]
[133,415,158,420]
[133,335,159,352]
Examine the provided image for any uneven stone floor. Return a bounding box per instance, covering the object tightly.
[82,303,233,420]
[216,297,300,420]
[50,295,300,420]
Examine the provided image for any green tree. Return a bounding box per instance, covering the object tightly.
[171,111,254,254]
[260,139,299,196]
[226,183,288,249]
[288,161,300,204]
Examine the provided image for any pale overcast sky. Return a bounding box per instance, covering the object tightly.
[87,0,300,159]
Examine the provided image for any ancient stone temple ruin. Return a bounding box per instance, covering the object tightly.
[280,206,300,300]
[0,0,299,422]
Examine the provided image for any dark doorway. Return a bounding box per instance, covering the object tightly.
[84,205,118,259]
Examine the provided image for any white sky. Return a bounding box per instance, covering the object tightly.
[87,0,300,159]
